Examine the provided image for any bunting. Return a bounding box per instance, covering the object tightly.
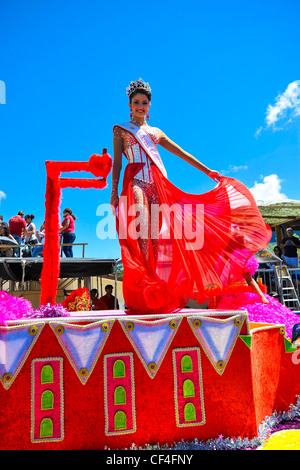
[0,322,45,390]
[50,320,114,384]
[119,317,182,378]
[187,313,245,374]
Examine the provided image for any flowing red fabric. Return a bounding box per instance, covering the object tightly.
[117,163,271,315]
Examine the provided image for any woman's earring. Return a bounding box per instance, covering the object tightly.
[147,113,150,121]
[130,112,133,120]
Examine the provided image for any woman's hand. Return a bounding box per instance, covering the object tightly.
[260,294,270,305]
[110,195,119,216]
[208,170,222,182]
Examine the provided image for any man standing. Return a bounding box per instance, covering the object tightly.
[100,284,119,310]
[9,211,26,256]
[280,227,300,268]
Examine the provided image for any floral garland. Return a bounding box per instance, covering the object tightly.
[0,290,70,324]
[107,396,300,451]
[61,287,91,312]
[28,303,70,318]
[0,290,34,325]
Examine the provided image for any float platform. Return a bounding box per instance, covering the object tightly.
[0,309,299,450]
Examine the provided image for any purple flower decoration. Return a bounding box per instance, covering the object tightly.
[29,303,70,319]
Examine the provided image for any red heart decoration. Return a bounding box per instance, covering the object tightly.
[89,150,112,178]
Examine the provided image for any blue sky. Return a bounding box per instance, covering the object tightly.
[0,0,299,259]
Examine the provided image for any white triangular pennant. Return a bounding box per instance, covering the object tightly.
[119,317,181,378]
[0,322,45,390]
[50,320,113,384]
[188,314,245,374]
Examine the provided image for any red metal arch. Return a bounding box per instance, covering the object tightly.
[40,150,112,305]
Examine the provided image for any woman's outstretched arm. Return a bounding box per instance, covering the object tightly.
[159,133,221,181]
[110,126,123,214]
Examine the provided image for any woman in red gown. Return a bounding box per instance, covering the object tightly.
[111,79,271,314]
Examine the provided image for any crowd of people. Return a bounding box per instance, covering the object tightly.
[0,208,77,258]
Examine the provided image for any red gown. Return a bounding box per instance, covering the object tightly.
[115,124,272,314]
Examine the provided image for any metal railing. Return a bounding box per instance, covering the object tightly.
[256,266,300,305]
[0,242,88,258]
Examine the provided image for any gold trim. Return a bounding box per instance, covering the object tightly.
[3,373,12,383]
[193,319,201,328]
[148,362,157,372]
[28,326,38,336]
[55,325,65,335]
[79,368,89,377]
[101,322,109,333]
[125,322,134,331]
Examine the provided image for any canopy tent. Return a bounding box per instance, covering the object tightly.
[258,200,300,244]
[254,247,282,265]
[0,257,118,282]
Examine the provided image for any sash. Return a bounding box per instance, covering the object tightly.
[116,122,168,178]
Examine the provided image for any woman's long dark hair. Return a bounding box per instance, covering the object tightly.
[0,224,10,237]
[273,245,282,258]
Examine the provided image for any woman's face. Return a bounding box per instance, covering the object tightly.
[129,93,151,120]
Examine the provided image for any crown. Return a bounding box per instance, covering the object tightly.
[126,78,151,98]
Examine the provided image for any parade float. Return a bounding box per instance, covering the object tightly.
[1,306,300,450]
[1,151,300,450]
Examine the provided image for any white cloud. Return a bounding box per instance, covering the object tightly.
[0,190,6,205]
[255,80,300,136]
[254,126,262,138]
[222,164,248,175]
[249,174,288,203]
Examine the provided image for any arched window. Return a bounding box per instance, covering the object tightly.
[114,386,126,405]
[183,379,195,398]
[184,403,196,422]
[41,365,54,384]
[40,418,53,438]
[181,355,193,373]
[41,390,54,410]
[114,411,127,430]
[113,360,125,378]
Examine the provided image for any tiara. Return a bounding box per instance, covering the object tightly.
[126,78,151,98]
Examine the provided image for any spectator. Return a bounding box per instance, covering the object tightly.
[60,208,76,258]
[32,229,45,257]
[280,228,300,268]
[89,289,106,310]
[100,284,119,310]
[24,214,38,245]
[0,224,15,257]
[272,245,290,266]
[0,216,8,228]
[9,211,26,256]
